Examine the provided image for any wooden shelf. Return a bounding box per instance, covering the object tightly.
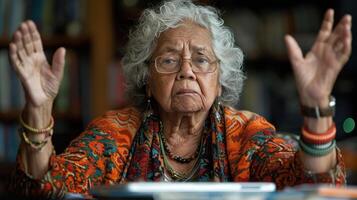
[0,35,91,49]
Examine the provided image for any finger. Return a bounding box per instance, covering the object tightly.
[13,30,28,63]
[341,15,352,56]
[315,9,334,44]
[51,47,66,80]
[27,20,43,52]
[9,43,25,77]
[20,22,35,55]
[328,14,351,46]
[284,34,303,66]
[339,16,352,63]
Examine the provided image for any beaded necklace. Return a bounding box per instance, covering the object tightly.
[158,121,206,181]
[160,132,200,164]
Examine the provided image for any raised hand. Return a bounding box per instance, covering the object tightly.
[9,20,66,108]
[285,9,352,107]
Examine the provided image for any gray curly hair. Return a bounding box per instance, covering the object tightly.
[122,0,245,109]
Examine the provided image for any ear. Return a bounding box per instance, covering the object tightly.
[217,84,222,96]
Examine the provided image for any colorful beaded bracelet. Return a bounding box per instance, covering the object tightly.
[299,139,336,157]
[303,122,336,135]
[301,124,336,145]
[305,141,333,149]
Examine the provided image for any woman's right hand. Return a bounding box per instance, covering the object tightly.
[9,20,66,108]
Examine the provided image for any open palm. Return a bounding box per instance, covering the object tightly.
[9,20,66,107]
[285,9,352,106]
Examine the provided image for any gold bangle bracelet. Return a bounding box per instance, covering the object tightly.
[20,130,49,150]
[19,113,54,134]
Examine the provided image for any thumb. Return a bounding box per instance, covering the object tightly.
[51,47,66,80]
[284,35,303,66]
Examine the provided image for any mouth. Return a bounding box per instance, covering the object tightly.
[175,89,198,95]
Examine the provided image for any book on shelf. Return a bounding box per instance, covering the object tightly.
[0,49,25,113]
[0,123,20,162]
[0,0,7,36]
[54,49,81,116]
[108,60,127,109]
[0,0,86,37]
[0,50,12,112]
[0,0,25,37]
[222,4,323,61]
[0,124,5,160]
[78,54,91,125]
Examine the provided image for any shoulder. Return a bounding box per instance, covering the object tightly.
[223,106,275,136]
[224,106,296,155]
[223,105,279,152]
[223,106,296,175]
[86,106,142,139]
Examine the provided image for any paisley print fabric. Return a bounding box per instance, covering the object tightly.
[9,105,345,198]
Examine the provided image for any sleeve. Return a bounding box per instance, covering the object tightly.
[249,133,346,190]
[8,113,134,199]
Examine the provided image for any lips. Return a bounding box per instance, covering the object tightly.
[175,89,197,95]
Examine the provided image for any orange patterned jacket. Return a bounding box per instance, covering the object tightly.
[9,106,345,198]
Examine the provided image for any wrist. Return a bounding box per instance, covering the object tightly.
[23,101,53,129]
[300,94,330,108]
[300,95,335,119]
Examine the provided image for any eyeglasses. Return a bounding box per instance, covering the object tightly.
[153,55,218,74]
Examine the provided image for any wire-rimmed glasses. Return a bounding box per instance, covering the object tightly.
[153,55,218,74]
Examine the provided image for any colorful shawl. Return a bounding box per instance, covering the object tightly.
[9,105,346,198]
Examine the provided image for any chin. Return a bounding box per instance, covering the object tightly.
[166,96,212,113]
[173,106,202,113]
[171,102,207,113]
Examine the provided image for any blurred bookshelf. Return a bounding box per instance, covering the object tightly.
[113,0,357,184]
[217,0,357,183]
[0,0,115,193]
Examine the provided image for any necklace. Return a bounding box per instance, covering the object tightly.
[159,133,202,181]
[158,121,206,181]
[160,133,200,164]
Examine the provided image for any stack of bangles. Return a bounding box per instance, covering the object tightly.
[19,113,54,151]
[299,123,336,157]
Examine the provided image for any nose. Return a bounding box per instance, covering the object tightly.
[176,59,196,80]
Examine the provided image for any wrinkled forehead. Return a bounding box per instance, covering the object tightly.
[153,21,214,56]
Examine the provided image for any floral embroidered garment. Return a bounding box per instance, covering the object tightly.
[9,105,346,198]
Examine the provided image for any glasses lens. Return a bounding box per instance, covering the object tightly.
[155,55,217,73]
[156,56,179,73]
[192,56,216,73]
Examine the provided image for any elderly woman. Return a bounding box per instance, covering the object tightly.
[8,0,351,198]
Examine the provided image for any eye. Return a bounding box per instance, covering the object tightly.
[194,56,210,65]
[161,57,177,65]
[197,57,209,64]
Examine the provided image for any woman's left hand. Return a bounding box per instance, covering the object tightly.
[285,9,352,107]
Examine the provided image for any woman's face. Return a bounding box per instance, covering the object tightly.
[148,21,221,114]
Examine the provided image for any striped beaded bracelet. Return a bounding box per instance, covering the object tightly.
[301,123,336,145]
[305,141,333,149]
[299,139,336,157]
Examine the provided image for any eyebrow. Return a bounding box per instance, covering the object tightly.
[192,46,208,52]
[160,46,210,54]
[164,47,181,54]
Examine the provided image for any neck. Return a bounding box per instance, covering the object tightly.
[159,109,208,146]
